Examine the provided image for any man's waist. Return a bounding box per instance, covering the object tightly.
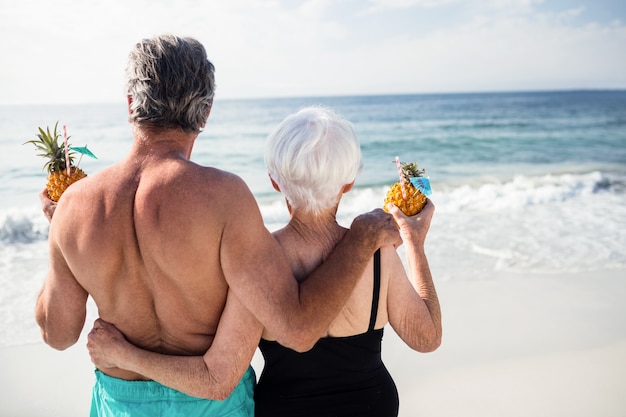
[95,366,151,382]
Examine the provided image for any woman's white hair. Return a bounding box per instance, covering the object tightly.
[265,106,362,215]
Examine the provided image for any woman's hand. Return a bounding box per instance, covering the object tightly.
[87,318,130,369]
[39,188,57,223]
[386,199,434,247]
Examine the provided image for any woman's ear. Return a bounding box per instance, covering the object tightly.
[342,181,355,194]
[269,174,281,192]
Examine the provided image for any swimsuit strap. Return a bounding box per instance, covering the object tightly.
[368,249,381,332]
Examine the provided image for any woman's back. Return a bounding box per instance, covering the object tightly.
[261,221,393,339]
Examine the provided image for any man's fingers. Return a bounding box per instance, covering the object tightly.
[39,188,57,222]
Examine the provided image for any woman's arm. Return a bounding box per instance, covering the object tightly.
[87,290,262,400]
[385,201,442,353]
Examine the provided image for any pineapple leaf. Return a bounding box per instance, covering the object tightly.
[396,161,426,179]
[25,121,73,173]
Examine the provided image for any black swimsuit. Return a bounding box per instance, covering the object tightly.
[255,249,399,417]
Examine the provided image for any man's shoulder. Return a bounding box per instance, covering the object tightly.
[186,164,251,193]
[190,163,238,179]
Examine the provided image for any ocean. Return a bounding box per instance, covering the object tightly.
[1,90,625,348]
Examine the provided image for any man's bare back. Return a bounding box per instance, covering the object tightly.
[47,136,256,378]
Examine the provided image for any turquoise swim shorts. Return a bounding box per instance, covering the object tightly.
[90,366,255,417]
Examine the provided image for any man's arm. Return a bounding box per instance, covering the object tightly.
[87,290,262,400]
[35,221,89,350]
[219,178,401,351]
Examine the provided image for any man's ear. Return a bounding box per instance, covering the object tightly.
[205,99,213,122]
[342,181,355,194]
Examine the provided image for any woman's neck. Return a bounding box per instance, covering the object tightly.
[289,212,343,243]
[274,208,347,281]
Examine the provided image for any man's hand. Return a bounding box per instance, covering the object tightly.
[351,208,402,249]
[386,199,434,247]
[87,318,130,369]
[39,188,56,223]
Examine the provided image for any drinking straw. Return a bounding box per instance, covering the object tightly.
[63,125,70,177]
[395,156,407,200]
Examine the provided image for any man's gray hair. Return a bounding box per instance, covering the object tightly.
[125,34,216,133]
[265,106,362,216]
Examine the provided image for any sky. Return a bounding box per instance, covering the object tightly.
[1,0,625,105]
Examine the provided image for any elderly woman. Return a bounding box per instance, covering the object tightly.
[254,106,441,416]
[87,106,441,417]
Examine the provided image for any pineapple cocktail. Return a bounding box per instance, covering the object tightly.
[383,158,431,216]
[25,122,96,202]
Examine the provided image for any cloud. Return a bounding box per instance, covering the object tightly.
[488,0,544,9]
[361,0,456,14]
[344,9,626,93]
[0,0,624,104]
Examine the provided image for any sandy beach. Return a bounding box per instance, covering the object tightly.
[1,268,624,417]
[386,268,626,417]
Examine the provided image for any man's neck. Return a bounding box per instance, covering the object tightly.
[131,124,198,160]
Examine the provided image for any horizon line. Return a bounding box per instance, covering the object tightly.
[3,87,625,107]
